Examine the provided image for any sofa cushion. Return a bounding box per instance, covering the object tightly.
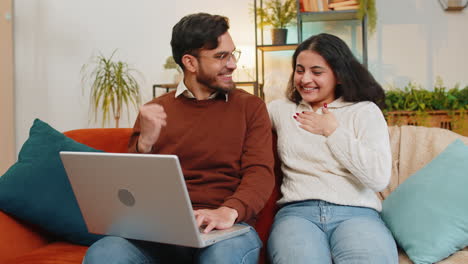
[7,241,87,264]
[381,139,468,264]
[0,119,104,246]
[0,210,49,263]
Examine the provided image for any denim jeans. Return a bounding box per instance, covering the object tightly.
[83,224,261,264]
[267,200,398,264]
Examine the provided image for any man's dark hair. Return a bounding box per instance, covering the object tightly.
[286,33,386,109]
[171,13,230,69]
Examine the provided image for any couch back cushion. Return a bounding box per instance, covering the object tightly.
[395,126,468,181]
[64,128,133,153]
[377,126,401,200]
[379,125,468,200]
[0,211,49,262]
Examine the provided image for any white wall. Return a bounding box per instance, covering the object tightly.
[13,0,468,153]
[13,0,255,152]
[369,0,468,90]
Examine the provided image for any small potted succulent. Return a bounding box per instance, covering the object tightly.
[256,0,297,45]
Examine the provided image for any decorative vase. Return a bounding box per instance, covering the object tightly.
[271,28,287,45]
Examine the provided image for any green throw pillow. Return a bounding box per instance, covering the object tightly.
[381,139,468,264]
[0,119,104,245]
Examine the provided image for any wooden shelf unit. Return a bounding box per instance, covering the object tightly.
[253,0,368,98]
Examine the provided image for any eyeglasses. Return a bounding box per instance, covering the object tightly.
[195,50,242,65]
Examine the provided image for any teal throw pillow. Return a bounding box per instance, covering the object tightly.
[0,119,104,245]
[381,139,468,264]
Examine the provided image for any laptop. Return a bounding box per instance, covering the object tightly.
[59,151,250,248]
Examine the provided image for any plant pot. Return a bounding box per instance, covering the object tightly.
[271,28,287,45]
[385,110,468,136]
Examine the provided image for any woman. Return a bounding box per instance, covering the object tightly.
[267,33,398,264]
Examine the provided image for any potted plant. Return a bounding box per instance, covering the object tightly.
[256,0,297,45]
[384,78,468,136]
[81,50,141,128]
[357,0,377,35]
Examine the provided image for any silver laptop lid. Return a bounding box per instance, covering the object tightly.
[60,151,205,247]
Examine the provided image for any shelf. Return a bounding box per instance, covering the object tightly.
[300,10,359,22]
[235,81,257,86]
[253,0,367,98]
[257,44,298,51]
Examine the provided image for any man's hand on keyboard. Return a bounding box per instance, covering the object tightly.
[194,206,238,233]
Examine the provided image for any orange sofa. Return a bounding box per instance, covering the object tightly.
[0,128,281,264]
[2,126,468,264]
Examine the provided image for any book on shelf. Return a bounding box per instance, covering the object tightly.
[302,0,318,12]
[332,4,359,10]
[322,0,330,11]
[310,0,318,12]
[328,0,350,7]
[317,0,330,11]
[301,0,310,12]
[316,0,324,11]
[329,0,358,8]
[302,0,330,12]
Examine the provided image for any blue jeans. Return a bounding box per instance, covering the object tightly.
[267,200,398,264]
[83,224,261,264]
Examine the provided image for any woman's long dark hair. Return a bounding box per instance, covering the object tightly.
[286,33,386,109]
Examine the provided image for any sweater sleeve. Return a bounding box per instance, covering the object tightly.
[325,103,392,191]
[222,100,275,223]
[267,100,278,131]
[128,98,160,153]
[127,113,141,153]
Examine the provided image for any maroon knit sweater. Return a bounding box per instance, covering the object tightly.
[128,89,274,224]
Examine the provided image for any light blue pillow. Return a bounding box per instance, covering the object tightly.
[0,119,104,245]
[381,139,468,264]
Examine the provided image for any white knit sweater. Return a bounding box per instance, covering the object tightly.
[268,98,391,211]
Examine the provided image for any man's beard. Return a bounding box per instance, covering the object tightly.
[196,67,235,94]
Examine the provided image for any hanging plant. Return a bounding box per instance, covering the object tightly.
[357,0,377,36]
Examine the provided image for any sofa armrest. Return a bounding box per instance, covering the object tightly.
[0,210,49,262]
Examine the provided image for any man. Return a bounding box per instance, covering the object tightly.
[83,13,274,264]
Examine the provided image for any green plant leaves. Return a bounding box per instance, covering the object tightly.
[256,0,297,29]
[81,50,141,128]
[357,0,377,36]
[384,81,468,113]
